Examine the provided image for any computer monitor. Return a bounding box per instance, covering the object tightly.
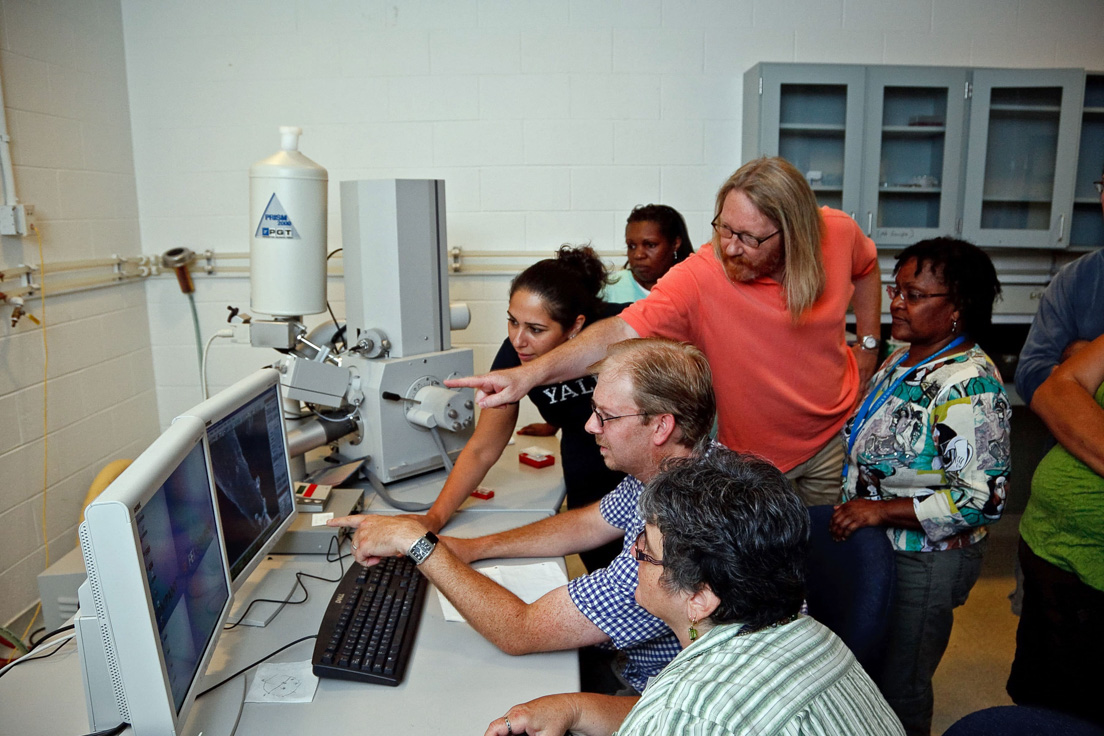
[176,368,297,590]
[75,416,235,736]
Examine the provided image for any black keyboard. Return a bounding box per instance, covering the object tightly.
[312,555,428,686]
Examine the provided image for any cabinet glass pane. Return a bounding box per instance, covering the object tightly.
[979,87,1063,230]
[877,86,949,229]
[1071,75,1104,247]
[779,84,846,209]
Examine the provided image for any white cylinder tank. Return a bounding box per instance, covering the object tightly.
[250,126,328,317]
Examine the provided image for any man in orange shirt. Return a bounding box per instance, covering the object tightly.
[449,157,882,504]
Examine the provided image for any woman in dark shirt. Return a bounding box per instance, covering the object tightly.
[423,245,627,571]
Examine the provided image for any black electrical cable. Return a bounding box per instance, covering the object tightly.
[28,627,46,648]
[196,634,318,698]
[0,629,74,681]
[78,722,128,736]
[325,248,346,351]
[222,535,349,631]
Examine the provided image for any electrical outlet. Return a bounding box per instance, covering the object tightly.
[0,204,34,236]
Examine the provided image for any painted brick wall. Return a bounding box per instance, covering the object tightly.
[121,0,1104,435]
[0,0,158,626]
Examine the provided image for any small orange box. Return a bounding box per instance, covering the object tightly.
[519,451,555,469]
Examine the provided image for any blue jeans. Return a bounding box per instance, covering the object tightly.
[878,540,987,736]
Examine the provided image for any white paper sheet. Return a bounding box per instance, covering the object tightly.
[438,562,568,623]
[245,661,319,703]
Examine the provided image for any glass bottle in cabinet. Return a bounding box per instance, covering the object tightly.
[743,64,865,217]
[962,68,1084,248]
[860,67,967,246]
[1070,73,1104,248]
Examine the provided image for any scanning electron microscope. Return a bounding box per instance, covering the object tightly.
[239,177,476,496]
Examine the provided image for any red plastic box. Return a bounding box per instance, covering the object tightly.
[519,451,555,469]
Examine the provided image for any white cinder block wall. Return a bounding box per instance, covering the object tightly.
[0,0,158,625]
[3,0,1104,626]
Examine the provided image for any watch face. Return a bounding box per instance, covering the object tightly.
[409,534,437,564]
[861,335,878,350]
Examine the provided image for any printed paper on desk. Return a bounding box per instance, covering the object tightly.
[438,562,569,623]
[245,661,319,703]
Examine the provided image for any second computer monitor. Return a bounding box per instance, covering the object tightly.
[176,368,297,588]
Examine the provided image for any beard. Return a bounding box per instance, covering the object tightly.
[720,245,785,283]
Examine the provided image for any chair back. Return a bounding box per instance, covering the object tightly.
[804,504,896,675]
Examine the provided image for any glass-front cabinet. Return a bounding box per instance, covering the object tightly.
[1071,73,1104,248]
[744,63,1087,250]
[860,67,968,246]
[961,69,1084,248]
[744,64,866,216]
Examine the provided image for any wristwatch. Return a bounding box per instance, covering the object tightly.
[407,531,439,565]
[859,334,879,351]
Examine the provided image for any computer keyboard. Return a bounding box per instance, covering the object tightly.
[312,555,428,686]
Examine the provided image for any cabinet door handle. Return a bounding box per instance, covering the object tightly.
[866,212,873,237]
[1057,214,1065,243]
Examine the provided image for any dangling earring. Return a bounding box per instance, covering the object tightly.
[951,318,959,334]
[688,617,699,642]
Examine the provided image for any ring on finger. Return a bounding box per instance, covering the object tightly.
[504,715,512,735]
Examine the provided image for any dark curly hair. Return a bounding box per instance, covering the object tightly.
[626,204,695,263]
[639,448,808,629]
[893,237,1002,344]
[510,244,610,330]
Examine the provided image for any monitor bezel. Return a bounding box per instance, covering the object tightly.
[78,415,232,736]
[174,367,298,591]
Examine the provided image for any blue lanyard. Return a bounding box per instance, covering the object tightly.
[846,336,967,462]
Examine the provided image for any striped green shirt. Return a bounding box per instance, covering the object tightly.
[614,616,903,736]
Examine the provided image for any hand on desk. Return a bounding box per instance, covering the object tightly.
[484,694,578,736]
[328,514,427,566]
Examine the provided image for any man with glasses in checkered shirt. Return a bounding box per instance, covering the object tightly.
[331,338,715,695]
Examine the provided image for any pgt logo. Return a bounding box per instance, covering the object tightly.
[262,227,294,238]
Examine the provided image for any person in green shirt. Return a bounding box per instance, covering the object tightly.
[1008,332,1104,728]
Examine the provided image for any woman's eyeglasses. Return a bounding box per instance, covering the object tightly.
[633,533,665,566]
[886,284,950,306]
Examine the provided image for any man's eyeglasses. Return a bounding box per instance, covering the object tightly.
[711,218,780,249]
[886,285,950,306]
[633,533,664,566]
[1094,180,1103,195]
[590,400,648,428]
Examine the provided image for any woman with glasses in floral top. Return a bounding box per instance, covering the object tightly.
[830,237,1011,736]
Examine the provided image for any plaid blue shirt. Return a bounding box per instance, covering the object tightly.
[567,474,681,692]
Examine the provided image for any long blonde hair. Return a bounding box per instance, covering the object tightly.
[713,157,826,320]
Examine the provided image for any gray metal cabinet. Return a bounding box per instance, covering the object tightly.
[744,63,1086,250]
[743,64,866,217]
[1071,73,1104,248]
[860,67,968,247]
[962,68,1084,248]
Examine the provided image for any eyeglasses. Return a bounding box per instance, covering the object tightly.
[590,400,648,427]
[886,284,950,305]
[633,533,665,566]
[1094,180,1103,195]
[711,218,780,249]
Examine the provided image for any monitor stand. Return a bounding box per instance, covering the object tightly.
[183,675,245,736]
[228,566,302,628]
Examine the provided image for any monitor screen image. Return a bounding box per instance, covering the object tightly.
[177,369,297,588]
[135,443,228,712]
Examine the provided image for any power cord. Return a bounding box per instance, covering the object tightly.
[0,627,76,680]
[222,534,351,631]
[196,634,319,698]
